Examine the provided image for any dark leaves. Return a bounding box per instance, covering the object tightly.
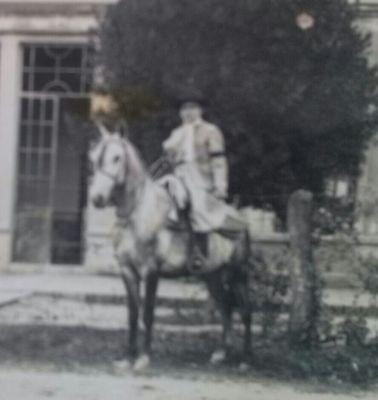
[100,0,378,214]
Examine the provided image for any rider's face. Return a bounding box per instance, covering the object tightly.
[179,103,202,124]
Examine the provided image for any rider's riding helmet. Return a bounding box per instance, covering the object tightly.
[176,87,206,110]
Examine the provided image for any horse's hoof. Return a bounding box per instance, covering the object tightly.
[238,362,250,373]
[133,354,151,372]
[210,349,227,365]
[113,358,132,373]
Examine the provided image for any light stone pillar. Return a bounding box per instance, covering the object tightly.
[355,135,378,235]
[84,204,117,272]
[0,35,21,271]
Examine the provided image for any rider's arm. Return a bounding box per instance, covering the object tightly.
[208,127,228,200]
[162,128,182,155]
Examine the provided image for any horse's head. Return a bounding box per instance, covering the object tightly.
[89,127,127,208]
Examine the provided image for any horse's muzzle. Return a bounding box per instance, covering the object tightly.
[92,195,106,209]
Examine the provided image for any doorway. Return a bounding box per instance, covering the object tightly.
[12,43,92,265]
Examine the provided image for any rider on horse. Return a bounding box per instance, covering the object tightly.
[90,90,246,271]
[163,94,245,270]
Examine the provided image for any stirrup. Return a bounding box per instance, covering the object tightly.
[187,244,208,274]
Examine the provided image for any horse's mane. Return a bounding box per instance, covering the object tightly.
[119,137,172,239]
[123,137,148,184]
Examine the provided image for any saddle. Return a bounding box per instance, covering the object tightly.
[157,174,246,273]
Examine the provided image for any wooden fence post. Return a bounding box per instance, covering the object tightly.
[287,189,319,346]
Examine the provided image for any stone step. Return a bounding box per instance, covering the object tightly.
[0,273,376,316]
[0,296,376,340]
[0,290,32,309]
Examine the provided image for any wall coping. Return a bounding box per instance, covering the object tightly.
[251,233,378,245]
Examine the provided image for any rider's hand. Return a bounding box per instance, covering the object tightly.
[214,187,227,201]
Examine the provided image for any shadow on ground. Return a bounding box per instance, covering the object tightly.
[0,325,377,388]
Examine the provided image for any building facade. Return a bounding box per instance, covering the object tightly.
[1,1,378,272]
[0,0,117,272]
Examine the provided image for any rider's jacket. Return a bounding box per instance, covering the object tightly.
[162,118,228,200]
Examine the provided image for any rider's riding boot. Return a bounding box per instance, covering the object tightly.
[191,233,208,271]
[179,205,209,272]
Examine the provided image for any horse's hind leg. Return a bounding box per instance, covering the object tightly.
[231,261,252,365]
[134,270,159,371]
[235,279,252,357]
[205,272,233,365]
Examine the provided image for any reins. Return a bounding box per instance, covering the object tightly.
[149,156,172,180]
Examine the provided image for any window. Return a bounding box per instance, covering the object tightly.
[22,44,92,94]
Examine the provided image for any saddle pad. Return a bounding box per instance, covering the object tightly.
[208,232,235,267]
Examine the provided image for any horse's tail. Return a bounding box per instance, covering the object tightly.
[243,227,262,277]
[242,226,252,266]
[232,226,255,279]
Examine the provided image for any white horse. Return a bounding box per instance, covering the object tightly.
[89,127,252,371]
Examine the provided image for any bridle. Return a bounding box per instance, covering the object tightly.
[92,136,149,225]
[92,137,128,185]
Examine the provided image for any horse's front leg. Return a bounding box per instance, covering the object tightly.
[205,272,233,365]
[134,269,159,371]
[120,266,140,361]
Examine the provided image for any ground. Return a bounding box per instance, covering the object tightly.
[1,368,377,400]
[0,273,377,399]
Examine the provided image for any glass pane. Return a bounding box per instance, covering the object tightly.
[19,152,27,175]
[18,180,50,208]
[46,46,71,58]
[23,47,31,67]
[21,99,28,120]
[41,154,51,177]
[35,47,56,68]
[27,99,34,121]
[31,125,40,148]
[36,180,50,207]
[34,72,56,92]
[45,82,69,93]
[17,182,29,207]
[17,182,27,207]
[45,100,54,121]
[32,99,41,121]
[59,73,81,92]
[22,73,30,92]
[42,126,53,149]
[18,181,35,206]
[60,47,82,68]
[20,124,29,147]
[30,152,38,175]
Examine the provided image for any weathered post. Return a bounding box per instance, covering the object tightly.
[287,190,319,347]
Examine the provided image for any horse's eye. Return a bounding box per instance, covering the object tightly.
[113,155,121,163]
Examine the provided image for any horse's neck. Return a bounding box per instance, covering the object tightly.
[117,142,171,241]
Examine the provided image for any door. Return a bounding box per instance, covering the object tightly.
[12,43,92,265]
[13,95,59,263]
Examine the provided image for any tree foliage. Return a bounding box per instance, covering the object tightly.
[100,0,378,215]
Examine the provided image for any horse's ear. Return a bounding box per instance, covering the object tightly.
[119,119,130,138]
[95,121,108,140]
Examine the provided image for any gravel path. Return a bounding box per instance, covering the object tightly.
[0,273,377,398]
[0,369,377,400]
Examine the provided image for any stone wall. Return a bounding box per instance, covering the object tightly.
[84,205,117,272]
[0,232,11,272]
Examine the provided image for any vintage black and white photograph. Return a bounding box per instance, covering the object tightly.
[0,0,377,399]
